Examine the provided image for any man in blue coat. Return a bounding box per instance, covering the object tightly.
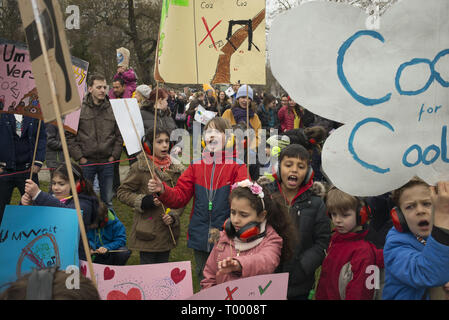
[0,114,46,222]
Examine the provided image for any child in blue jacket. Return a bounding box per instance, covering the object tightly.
[22,162,130,265]
[88,208,131,266]
[383,177,449,300]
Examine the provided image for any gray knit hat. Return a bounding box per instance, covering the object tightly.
[136,85,151,99]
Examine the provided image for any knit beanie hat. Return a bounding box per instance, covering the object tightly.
[136,85,151,99]
[117,47,130,69]
[236,84,253,100]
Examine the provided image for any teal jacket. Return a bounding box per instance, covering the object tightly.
[88,209,127,251]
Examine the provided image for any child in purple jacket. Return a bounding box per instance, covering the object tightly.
[109,47,137,98]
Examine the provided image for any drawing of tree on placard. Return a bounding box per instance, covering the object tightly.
[211,9,266,84]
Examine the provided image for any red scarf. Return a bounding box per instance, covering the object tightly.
[149,155,172,171]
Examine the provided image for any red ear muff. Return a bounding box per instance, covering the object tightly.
[358,204,371,226]
[390,206,408,233]
[238,223,260,241]
[76,180,86,194]
[223,218,234,237]
[99,215,109,228]
[143,141,152,155]
[223,219,265,243]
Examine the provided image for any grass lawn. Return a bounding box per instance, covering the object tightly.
[9,180,201,293]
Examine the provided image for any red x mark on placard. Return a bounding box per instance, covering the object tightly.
[224,286,238,300]
[199,17,222,50]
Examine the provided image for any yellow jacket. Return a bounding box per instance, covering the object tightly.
[221,108,262,149]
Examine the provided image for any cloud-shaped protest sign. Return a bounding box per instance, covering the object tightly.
[269,0,449,196]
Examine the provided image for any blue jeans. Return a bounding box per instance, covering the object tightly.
[82,162,114,208]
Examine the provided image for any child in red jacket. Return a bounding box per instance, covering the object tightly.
[147,117,248,285]
[315,187,384,300]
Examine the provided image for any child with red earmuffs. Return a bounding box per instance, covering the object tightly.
[200,180,296,289]
[265,143,331,300]
[315,187,384,300]
[383,177,449,300]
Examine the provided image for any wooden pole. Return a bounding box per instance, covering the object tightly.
[30,0,97,287]
[152,82,160,176]
[246,84,250,179]
[29,119,42,180]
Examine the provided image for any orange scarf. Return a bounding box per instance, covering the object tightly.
[149,155,172,171]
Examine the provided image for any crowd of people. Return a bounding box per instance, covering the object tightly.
[2,47,449,301]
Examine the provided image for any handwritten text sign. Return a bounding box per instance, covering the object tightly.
[188,273,289,300]
[155,0,266,84]
[269,0,449,196]
[0,38,88,134]
[80,260,193,300]
[0,205,79,291]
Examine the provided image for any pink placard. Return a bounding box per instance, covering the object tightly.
[80,260,193,300]
[0,38,88,133]
[188,273,289,300]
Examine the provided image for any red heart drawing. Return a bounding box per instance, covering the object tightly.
[170,268,186,284]
[80,265,87,277]
[103,267,115,280]
[107,288,142,300]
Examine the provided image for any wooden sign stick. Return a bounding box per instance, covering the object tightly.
[29,119,42,180]
[246,84,250,179]
[30,0,97,287]
[152,84,176,246]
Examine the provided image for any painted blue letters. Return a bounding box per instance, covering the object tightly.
[402,125,449,167]
[348,118,394,173]
[338,31,449,103]
[337,30,392,106]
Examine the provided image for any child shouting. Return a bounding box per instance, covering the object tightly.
[315,187,384,300]
[383,177,449,300]
[266,144,331,300]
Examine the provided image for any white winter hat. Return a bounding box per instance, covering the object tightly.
[136,85,151,99]
[236,84,253,100]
